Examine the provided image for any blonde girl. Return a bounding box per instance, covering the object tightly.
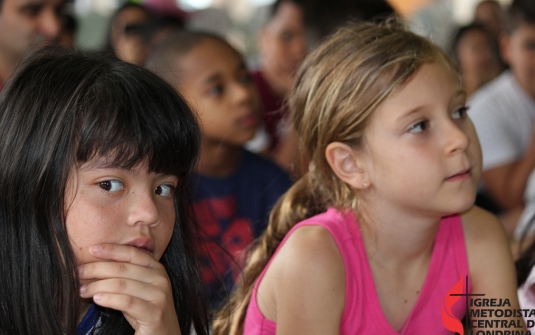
[213,22,523,334]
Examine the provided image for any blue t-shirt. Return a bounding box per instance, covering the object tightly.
[193,149,292,308]
[77,304,98,335]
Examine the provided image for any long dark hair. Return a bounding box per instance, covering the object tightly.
[0,49,208,335]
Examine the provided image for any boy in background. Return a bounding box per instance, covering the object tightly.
[147,31,292,309]
[469,0,535,236]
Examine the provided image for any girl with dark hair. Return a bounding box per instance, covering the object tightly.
[0,50,208,335]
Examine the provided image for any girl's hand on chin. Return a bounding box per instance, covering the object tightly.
[78,244,181,335]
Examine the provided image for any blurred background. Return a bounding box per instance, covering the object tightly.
[74,0,512,60]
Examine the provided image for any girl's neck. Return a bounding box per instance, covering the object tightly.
[196,139,243,177]
[358,200,441,268]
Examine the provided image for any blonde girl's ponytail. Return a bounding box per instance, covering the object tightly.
[213,19,454,335]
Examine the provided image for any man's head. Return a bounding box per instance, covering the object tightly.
[0,0,66,82]
[500,0,535,97]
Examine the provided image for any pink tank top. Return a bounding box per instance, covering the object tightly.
[243,208,470,334]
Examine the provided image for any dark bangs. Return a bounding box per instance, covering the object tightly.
[75,58,200,185]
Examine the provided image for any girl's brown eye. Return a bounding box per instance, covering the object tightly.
[98,180,124,192]
[408,120,429,133]
[452,106,469,120]
[155,184,174,197]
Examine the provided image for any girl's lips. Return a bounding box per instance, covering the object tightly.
[124,237,155,254]
[239,114,259,128]
[445,168,472,182]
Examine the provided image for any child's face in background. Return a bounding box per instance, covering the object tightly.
[457,29,496,79]
[258,0,306,96]
[502,23,535,97]
[64,157,177,268]
[359,62,482,217]
[175,38,260,146]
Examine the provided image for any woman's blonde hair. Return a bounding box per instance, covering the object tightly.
[213,20,455,334]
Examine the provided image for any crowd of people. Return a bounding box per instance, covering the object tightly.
[1,0,535,334]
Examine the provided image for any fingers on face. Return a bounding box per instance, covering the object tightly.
[80,277,169,305]
[78,244,179,333]
[91,291,170,327]
[79,264,174,328]
[88,243,156,267]
[79,261,166,284]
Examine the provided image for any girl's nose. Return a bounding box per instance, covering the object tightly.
[444,120,470,155]
[126,190,160,227]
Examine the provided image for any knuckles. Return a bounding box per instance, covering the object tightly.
[114,278,129,291]
[115,262,128,274]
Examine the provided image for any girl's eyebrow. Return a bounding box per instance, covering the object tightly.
[453,88,467,99]
[203,72,222,85]
[395,87,467,123]
[154,172,179,180]
[79,158,131,172]
[80,159,178,179]
[395,106,426,123]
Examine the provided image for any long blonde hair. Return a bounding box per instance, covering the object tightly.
[213,20,454,335]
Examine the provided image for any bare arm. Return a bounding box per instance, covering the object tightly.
[463,206,526,332]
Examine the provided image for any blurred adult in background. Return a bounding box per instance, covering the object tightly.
[141,0,188,49]
[252,0,306,173]
[450,23,502,98]
[469,0,535,236]
[257,0,305,109]
[252,0,397,174]
[475,0,506,36]
[302,0,396,49]
[0,0,66,87]
[474,0,508,70]
[59,13,77,48]
[103,2,151,65]
[143,14,185,50]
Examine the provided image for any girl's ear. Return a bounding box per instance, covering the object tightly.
[325,142,369,190]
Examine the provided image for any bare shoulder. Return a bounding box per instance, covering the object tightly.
[461,206,519,303]
[260,224,346,334]
[461,205,508,246]
[270,224,345,287]
[461,206,510,265]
